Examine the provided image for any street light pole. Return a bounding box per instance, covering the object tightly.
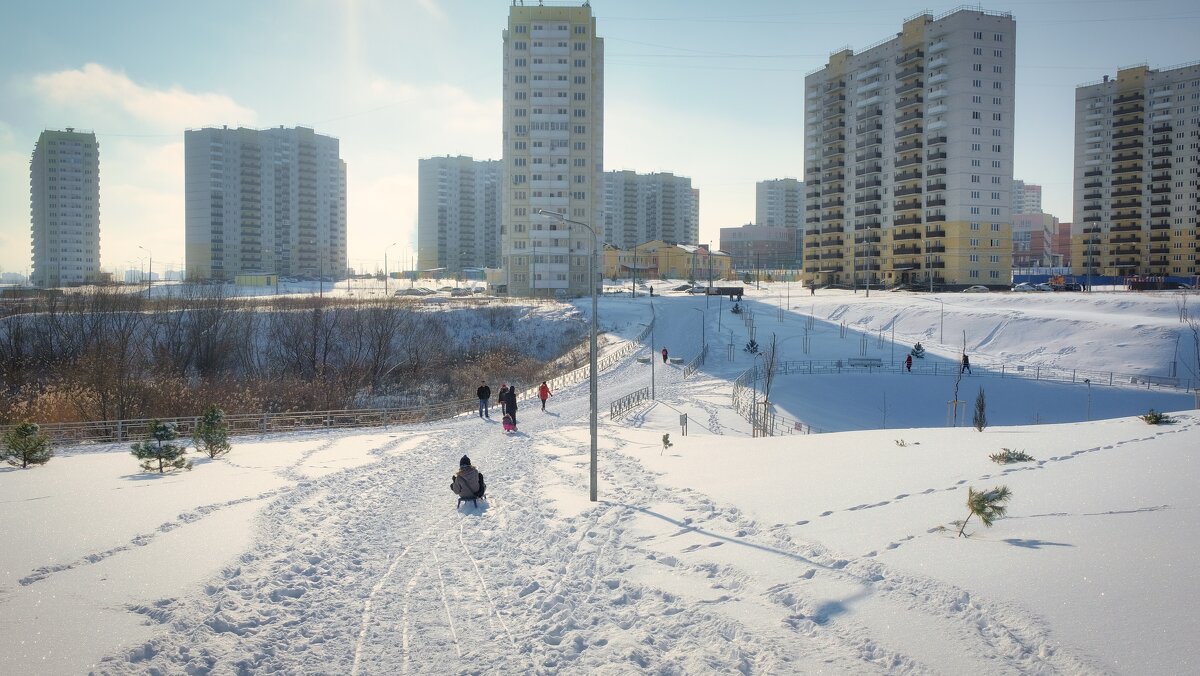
[138,245,152,299]
[384,241,398,296]
[536,209,599,502]
[692,306,705,353]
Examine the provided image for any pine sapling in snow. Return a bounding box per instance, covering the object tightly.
[131,420,192,473]
[989,448,1035,464]
[957,485,1011,537]
[1140,409,1173,425]
[1,422,53,468]
[973,387,987,432]
[661,433,673,456]
[193,405,231,459]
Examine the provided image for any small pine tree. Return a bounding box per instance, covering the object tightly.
[193,405,231,459]
[958,485,1011,537]
[1,422,53,469]
[973,387,987,432]
[1140,409,1172,425]
[661,433,673,456]
[131,420,192,474]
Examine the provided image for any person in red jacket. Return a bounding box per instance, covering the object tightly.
[538,381,552,411]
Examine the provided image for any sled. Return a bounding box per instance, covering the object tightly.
[457,496,484,508]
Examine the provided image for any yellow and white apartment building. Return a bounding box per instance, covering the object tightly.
[802,8,1016,289]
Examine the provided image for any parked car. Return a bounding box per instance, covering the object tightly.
[1033,283,1054,292]
[963,285,990,293]
[1012,283,1035,292]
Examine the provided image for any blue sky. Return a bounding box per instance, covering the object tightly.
[1,0,1197,278]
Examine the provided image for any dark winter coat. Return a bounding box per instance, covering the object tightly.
[497,386,508,406]
[477,385,491,400]
[503,388,518,414]
[452,466,486,499]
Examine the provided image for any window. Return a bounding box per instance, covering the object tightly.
[970,270,980,278]
[973,63,983,72]
[989,270,1000,279]
[973,47,982,55]
[970,206,981,214]
[970,238,980,247]
[972,95,982,103]
[995,33,1004,42]
[970,222,981,231]
[992,129,1002,136]
[573,75,586,84]
[971,159,981,167]
[992,144,1001,152]
[991,192,1000,199]
[972,111,981,119]
[993,81,1003,90]
[971,190,980,198]
[573,59,586,67]
[972,127,981,135]
[990,207,1000,216]
[992,112,1002,121]
[971,143,981,151]
[991,223,1001,232]
[993,65,1003,74]
[973,79,982,88]
[969,254,980,262]
[994,49,1003,57]
[993,97,1002,105]
[971,175,981,183]
[973,31,983,39]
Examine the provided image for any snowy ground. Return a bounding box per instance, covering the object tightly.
[2,285,1198,674]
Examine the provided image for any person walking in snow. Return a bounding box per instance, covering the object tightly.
[538,381,552,411]
[497,384,509,412]
[905,354,912,372]
[451,455,486,505]
[661,347,669,364]
[476,381,492,418]
[503,385,518,425]
[961,353,971,375]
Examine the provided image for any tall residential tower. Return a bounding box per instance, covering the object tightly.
[602,170,698,249]
[501,2,604,296]
[803,8,1016,289]
[30,128,100,287]
[1072,63,1200,279]
[756,178,806,230]
[185,126,346,281]
[417,155,502,273]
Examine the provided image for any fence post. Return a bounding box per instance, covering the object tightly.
[116,420,123,442]
[261,413,267,434]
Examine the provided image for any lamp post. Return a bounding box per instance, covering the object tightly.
[536,209,599,502]
[384,241,398,296]
[692,307,706,353]
[137,245,152,298]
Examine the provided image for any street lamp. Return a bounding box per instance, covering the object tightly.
[691,306,706,353]
[138,245,152,298]
[384,241,398,296]
[536,209,599,502]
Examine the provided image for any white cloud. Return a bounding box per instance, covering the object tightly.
[31,63,256,132]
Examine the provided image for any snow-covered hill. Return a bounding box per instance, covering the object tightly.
[2,286,1197,674]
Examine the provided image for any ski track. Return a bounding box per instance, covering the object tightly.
[94,346,1108,675]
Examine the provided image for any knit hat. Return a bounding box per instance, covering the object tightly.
[459,455,471,467]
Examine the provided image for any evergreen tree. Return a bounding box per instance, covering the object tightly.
[193,405,231,459]
[1,422,53,469]
[958,485,1011,537]
[131,420,192,473]
[973,387,987,432]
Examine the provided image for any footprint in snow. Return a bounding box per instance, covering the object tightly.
[819,511,833,517]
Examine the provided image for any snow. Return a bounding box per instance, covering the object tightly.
[2,285,1198,674]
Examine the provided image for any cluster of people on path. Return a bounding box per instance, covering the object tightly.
[475,379,555,432]
[901,352,970,373]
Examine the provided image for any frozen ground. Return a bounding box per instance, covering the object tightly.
[1,285,1198,674]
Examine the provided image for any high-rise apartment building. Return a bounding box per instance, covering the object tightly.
[501,2,603,297]
[185,126,346,281]
[1011,179,1042,214]
[720,224,800,272]
[1072,63,1200,279]
[756,178,806,230]
[802,8,1016,289]
[602,170,698,249]
[417,156,502,273]
[30,128,100,287]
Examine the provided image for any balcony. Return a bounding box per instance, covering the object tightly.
[927,167,947,177]
[1152,124,1172,134]
[855,206,883,217]
[1112,128,1143,140]
[822,133,845,145]
[859,163,883,175]
[1151,197,1171,206]
[1152,148,1172,158]
[894,200,921,212]
[896,125,923,139]
[822,159,845,170]
[1085,169,1103,177]
[855,220,882,230]
[821,239,845,248]
[895,109,924,125]
[925,198,946,207]
[895,155,922,169]
[1113,152,1143,163]
[855,177,882,189]
[926,213,947,223]
[806,191,821,200]
[1112,165,1143,174]
[927,135,947,146]
[896,95,924,111]
[893,231,922,241]
[1151,209,1170,218]
[1114,91,1144,105]
[1152,136,1172,146]
[823,106,846,120]
[806,216,822,224]
[894,244,922,255]
[926,150,947,161]
[855,234,882,244]
[855,150,883,162]
[1084,192,1102,200]
[1152,160,1171,170]
[896,80,924,95]
[926,181,947,191]
[1151,186,1171,194]
[1082,204,1102,212]
[823,93,846,106]
[820,252,844,260]
[1112,140,1142,152]
[824,145,846,158]
[1112,116,1144,128]
[1148,246,1171,255]
[858,121,884,133]
[821,198,844,209]
[896,63,924,80]
[896,49,923,65]
[1151,172,1170,183]
[1083,180,1103,189]
[821,185,845,196]
[1112,176,1140,186]
[1112,212,1141,221]
[859,192,882,203]
[895,138,923,153]
[1083,215,1102,222]
[1111,187,1139,197]
[822,118,844,132]
[858,134,883,147]
[894,214,922,226]
[820,225,844,235]
[856,107,883,121]
[894,185,922,197]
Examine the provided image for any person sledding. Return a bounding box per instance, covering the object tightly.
[451,455,486,507]
[502,413,517,433]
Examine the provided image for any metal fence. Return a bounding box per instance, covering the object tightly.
[2,327,656,448]
[610,387,651,420]
[731,357,1194,437]
[682,343,708,379]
